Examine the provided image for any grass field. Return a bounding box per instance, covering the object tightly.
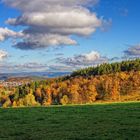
[0,102,140,140]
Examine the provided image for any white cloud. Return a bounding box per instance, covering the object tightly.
[7,10,100,29]
[14,34,77,50]
[0,50,8,61]
[3,0,102,49]
[3,0,99,12]
[56,51,108,67]
[85,51,100,61]
[0,27,23,41]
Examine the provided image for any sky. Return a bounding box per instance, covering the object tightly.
[0,0,140,73]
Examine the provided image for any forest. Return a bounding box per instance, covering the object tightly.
[0,59,140,107]
[71,59,140,77]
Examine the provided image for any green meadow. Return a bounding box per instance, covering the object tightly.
[0,102,140,140]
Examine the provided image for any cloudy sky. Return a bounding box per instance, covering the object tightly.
[0,0,140,73]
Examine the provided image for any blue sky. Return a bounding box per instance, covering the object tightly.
[0,0,140,73]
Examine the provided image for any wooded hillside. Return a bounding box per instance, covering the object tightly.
[71,59,140,77]
[0,59,140,107]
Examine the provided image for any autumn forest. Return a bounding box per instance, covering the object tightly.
[0,59,140,107]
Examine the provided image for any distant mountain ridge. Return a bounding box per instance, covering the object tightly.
[0,72,71,80]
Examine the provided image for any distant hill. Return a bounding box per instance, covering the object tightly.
[0,72,71,81]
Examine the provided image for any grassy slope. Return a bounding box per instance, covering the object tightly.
[0,102,140,140]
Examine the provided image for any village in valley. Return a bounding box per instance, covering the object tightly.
[0,77,33,88]
[0,80,28,87]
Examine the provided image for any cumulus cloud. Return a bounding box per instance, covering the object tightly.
[14,34,77,50]
[3,0,99,11]
[0,27,23,41]
[56,51,108,67]
[3,0,102,49]
[124,44,140,58]
[0,50,8,61]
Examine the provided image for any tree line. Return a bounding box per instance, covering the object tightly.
[71,59,140,77]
